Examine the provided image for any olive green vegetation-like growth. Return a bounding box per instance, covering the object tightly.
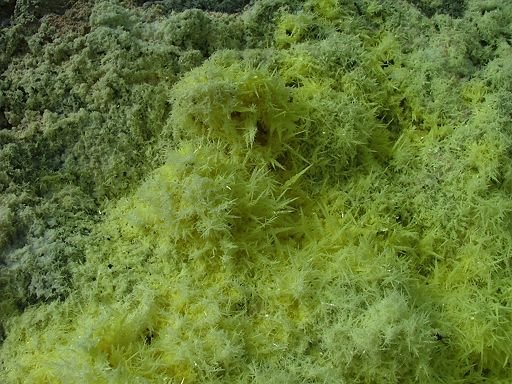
[1,0,512,382]
[0,53,432,382]
[0,0,257,318]
[169,59,303,164]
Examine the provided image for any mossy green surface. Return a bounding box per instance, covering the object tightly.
[1,0,512,382]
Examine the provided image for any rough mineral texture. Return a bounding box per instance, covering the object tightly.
[1,0,511,382]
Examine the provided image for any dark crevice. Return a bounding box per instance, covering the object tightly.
[137,0,253,14]
[408,0,466,18]
[0,0,15,27]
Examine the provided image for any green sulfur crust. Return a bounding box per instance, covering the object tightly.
[1,0,512,382]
